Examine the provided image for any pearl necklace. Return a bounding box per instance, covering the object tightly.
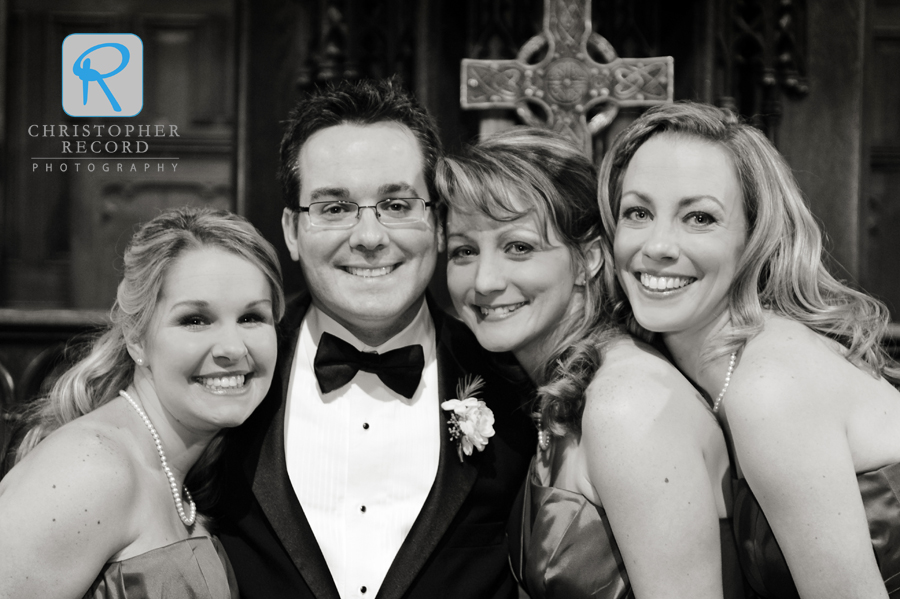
[712,352,737,414]
[119,390,197,527]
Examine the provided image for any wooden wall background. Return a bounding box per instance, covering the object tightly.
[1,0,898,425]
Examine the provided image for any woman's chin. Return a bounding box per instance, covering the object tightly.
[472,331,523,355]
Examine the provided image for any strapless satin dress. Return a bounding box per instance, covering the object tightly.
[83,536,239,599]
[733,461,900,598]
[510,457,752,598]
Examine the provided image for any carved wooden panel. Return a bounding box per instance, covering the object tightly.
[862,0,900,317]
[70,161,231,307]
[2,0,236,310]
[711,0,808,142]
[287,0,419,89]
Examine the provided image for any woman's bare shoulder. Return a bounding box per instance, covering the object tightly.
[1,416,140,519]
[745,315,842,367]
[583,336,712,437]
[731,315,859,418]
[0,417,142,599]
[591,336,700,401]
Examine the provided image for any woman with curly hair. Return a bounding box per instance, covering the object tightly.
[437,127,746,598]
[0,207,283,598]
[600,101,900,598]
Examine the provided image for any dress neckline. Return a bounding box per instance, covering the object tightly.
[111,536,219,564]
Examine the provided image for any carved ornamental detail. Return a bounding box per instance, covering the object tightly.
[461,0,673,155]
[714,0,809,141]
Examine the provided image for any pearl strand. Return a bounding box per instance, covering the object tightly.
[119,390,196,527]
[712,352,737,414]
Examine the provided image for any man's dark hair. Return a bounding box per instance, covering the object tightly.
[279,76,443,211]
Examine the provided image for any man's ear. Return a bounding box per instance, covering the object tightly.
[576,239,603,285]
[282,208,302,262]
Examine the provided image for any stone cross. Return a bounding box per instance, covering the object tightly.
[461,0,674,155]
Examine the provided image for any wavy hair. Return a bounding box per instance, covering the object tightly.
[16,207,285,508]
[598,101,900,382]
[436,127,619,434]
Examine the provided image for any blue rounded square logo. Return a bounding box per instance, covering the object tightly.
[62,33,143,117]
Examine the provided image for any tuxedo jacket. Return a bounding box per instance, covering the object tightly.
[216,294,535,599]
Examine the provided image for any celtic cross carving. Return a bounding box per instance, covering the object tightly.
[461,0,674,155]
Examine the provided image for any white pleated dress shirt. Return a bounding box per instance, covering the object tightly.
[284,301,440,599]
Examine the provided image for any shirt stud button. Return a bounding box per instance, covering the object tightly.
[360,505,366,513]
[360,586,367,593]
[362,422,369,430]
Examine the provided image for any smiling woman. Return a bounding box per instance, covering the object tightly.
[444,208,577,375]
[599,101,900,599]
[0,207,283,599]
[130,247,278,433]
[437,128,747,599]
[614,133,748,338]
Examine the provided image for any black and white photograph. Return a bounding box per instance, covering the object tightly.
[1,1,899,597]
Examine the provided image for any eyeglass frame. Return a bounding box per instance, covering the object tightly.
[295,197,435,229]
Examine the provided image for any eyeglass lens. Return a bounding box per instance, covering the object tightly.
[308,198,426,226]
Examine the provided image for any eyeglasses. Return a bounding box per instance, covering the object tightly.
[297,198,433,229]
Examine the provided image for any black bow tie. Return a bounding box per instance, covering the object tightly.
[313,332,425,399]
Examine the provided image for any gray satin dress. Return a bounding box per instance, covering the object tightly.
[733,461,900,598]
[83,536,239,599]
[510,456,752,598]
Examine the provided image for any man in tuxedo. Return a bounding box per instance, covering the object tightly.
[217,77,535,599]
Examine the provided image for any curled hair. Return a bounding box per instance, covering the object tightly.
[279,76,443,211]
[436,127,619,434]
[598,101,900,383]
[17,207,285,507]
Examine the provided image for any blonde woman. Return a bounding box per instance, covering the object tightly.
[0,208,283,598]
[438,128,747,598]
[600,101,900,599]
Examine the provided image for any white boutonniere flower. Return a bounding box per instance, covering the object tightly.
[441,375,495,462]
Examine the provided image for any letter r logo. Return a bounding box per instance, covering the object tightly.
[62,34,143,117]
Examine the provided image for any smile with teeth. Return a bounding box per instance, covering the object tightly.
[196,374,248,392]
[640,272,696,291]
[345,265,397,278]
[478,302,527,318]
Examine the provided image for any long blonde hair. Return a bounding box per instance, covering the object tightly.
[16,207,285,504]
[598,102,900,382]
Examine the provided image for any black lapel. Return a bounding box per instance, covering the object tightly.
[250,294,341,599]
[375,302,481,599]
